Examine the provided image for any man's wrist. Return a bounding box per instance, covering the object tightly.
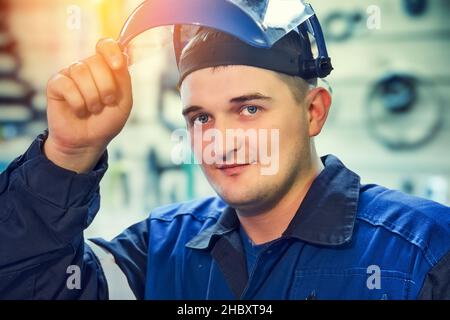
[43,136,106,174]
[3,131,109,208]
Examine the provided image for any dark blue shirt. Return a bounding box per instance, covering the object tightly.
[0,131,449,299]
[239,226,272,277]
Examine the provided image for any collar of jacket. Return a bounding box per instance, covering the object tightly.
[186,154,360,250]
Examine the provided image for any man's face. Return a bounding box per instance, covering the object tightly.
[180,65,313,212]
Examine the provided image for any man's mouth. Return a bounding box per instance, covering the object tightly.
[216,163,251,176]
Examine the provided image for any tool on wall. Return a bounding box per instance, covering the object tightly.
[323,10,364,42]
[365,73,443,150]
[402,0,428,17]
[0,0,36,141]
[148,67,196,204]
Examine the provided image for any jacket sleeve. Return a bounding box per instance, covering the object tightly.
[0,131,109,299]
[89,219,149,300]
[417,250,450,300]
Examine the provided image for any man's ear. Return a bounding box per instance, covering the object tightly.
[305,87,332,137]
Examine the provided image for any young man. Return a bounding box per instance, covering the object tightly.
[0,12,449,299]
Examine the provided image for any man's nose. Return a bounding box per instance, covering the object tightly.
[212,119,243,163]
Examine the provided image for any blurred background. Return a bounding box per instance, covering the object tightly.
[0,0,449,239]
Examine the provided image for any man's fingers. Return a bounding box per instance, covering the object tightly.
[47,73,87,117]
[84,55,117,106]
[68,62,103,114]
[95,39,131,108]
[114,53,132,97]
[51,38,131,117]
[96,38,125,71]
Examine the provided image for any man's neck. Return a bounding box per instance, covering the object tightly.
[237,157,324,245]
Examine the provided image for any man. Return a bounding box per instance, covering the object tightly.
[0,2,449,300]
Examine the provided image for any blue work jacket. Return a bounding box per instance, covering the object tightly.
[0,132,449,299]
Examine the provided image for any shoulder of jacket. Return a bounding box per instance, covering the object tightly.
[357,184,450,266]
[149,196,227,223]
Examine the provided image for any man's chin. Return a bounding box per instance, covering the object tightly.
[215,188,264,209]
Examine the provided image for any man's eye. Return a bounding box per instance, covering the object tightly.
[192,114,210,125]
[241,105,259,116]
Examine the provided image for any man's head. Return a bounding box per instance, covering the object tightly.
[179,28,331,214]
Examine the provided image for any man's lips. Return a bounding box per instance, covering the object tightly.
[216,163,250,169]
[216,163,251,176]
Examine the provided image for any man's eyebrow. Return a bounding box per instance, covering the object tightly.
[182,93,272,116]
[182,105,203,117]
[229,92,272,104]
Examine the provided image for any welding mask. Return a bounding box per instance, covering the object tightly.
[119,0,333,82]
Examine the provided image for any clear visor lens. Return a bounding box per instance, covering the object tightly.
[233,0,314,31]
[120,0,314,48]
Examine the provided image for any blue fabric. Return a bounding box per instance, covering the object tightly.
[0,131,109,299]
[142,160,450,299]
[1,132,449,299]
[239,226,274,277]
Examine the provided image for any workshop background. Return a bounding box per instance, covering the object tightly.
[0,0,449,239]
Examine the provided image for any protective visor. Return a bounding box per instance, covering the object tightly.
[119,0,314,48]
[119,0,332,80]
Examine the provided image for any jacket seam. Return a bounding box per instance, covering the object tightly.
[150,210,222,223]
[357,214,437,266]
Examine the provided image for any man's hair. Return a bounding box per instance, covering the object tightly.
[179,28,317,104]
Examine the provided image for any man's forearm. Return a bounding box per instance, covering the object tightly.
[0,132,108,299]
